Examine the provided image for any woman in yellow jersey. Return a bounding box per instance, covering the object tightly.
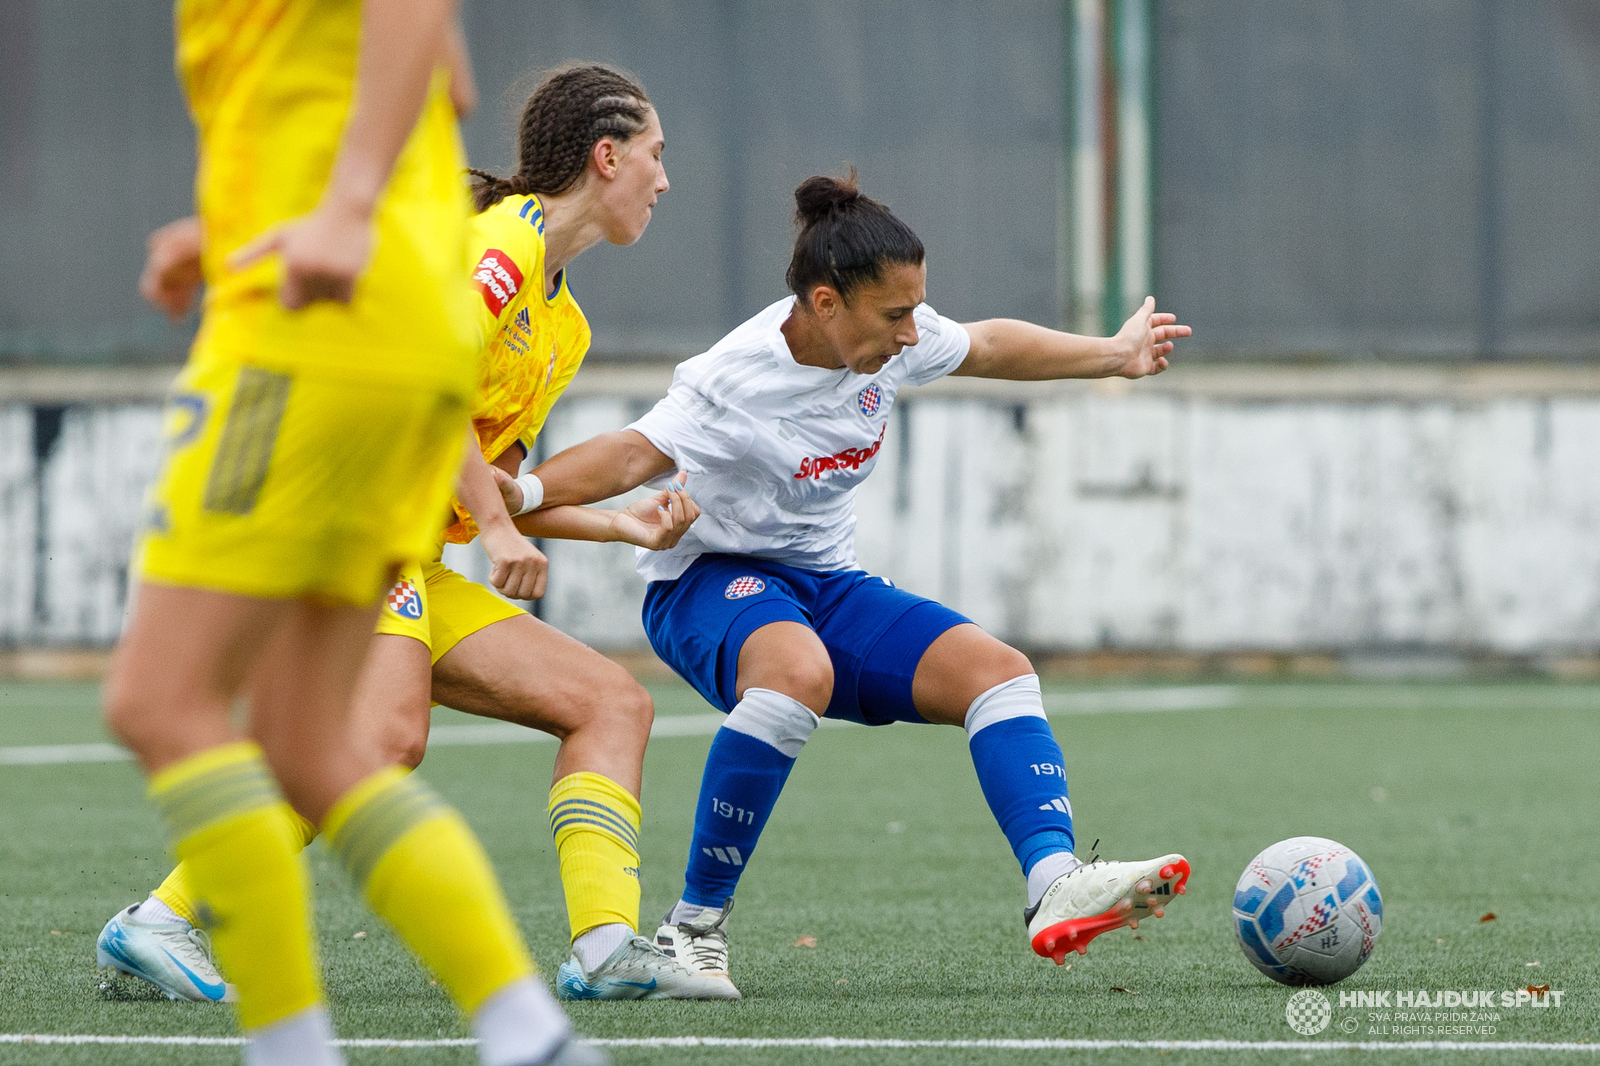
[104,64,736,1004]
[99,4,597,1066]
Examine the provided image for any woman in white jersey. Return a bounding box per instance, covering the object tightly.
[500,172,1193,993]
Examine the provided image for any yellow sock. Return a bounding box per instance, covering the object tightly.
[153,811,317,926]
[323,766,534,1015]
[148,741,320,1031]
[548,772,642,941]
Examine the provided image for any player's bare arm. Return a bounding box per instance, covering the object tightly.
[954,296,1191,380]
[230,0,460,308]
[511,429,677,509]
[490,462,700,550]
[443,16,478,118]
[454,427,548,600]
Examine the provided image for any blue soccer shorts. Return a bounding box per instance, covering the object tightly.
[641,554,972,725]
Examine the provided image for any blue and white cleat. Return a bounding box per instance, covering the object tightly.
[96,902,238,1003]
[555,935,739,1001]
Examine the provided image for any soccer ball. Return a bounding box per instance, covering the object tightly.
[1232,836,1382,985]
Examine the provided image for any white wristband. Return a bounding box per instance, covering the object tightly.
[510,472,544,516]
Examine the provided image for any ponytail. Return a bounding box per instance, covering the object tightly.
[785,168,924,303]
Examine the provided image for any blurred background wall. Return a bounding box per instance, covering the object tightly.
[4,1,1600,668]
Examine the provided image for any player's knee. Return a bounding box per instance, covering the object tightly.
[966,640,1035,697]
[373,719,430,771]
[553,665,654,746]
[752,654,834,715]
[100,675,146,750]
[587,673,655,743]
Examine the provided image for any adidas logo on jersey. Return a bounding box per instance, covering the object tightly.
[702,845,745,866]
[1038,797,1072,815]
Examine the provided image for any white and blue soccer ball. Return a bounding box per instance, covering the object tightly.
[1232,836,1382,986]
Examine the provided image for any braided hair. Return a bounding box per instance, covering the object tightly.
[786,169,924,303]
[469,63,653,212]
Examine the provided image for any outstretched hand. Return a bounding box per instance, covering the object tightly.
[228,197,374,310]
[1114,296,1192,379]
[610,474,700,550]
[139,216,205,321]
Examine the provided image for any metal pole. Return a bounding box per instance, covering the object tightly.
[1069,0,1105,337]
[1115,0,1153,320]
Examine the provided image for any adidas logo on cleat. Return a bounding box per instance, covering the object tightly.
[1154,881,1172,895]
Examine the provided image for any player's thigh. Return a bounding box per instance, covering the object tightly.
[104,583,291,771]
[910,624,1035,726]
[431,612,651,742]
[347,633,434,771]
[735,620,834,715]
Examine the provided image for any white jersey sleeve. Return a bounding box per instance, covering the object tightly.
[901,305,972,386]
[627,376,760,485]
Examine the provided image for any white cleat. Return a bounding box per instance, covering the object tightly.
[95,902,238,1002]
[653,899,739,998]
[555,935,739,1001]
[1025,854,1191,965]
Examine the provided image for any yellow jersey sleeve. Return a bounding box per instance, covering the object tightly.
[445,194,592,543]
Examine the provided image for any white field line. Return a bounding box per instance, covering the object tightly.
[1,1034,1598,1052]
[0,687,1248,767]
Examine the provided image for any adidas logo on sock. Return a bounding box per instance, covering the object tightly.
[1038,797,1072,815]
[702,846,744,866]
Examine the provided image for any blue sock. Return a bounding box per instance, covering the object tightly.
[681,688,819,908]
[965,675,1075,875]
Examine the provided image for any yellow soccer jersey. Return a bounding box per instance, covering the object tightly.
[177,0,478,395]
[444,193,592,542]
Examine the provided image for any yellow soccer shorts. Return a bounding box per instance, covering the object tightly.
[137,357,469,607]
[375,559,525,663]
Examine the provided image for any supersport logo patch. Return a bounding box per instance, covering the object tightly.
[794,424,886,481]
[472,249,523,315]
[724,576,766,599]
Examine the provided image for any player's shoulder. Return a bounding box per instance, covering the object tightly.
[470,194,547,263]
[468,195,549,314]
[911,302,953,337]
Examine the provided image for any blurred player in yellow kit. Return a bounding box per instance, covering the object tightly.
[102,64,736,1007]
[100,3,602,1064]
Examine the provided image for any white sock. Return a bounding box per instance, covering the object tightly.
[474,976,570,1066]
[722,687,820,757]
[572,923,633,973]
[1027,852,1084,909]
[666,899,715,925]
[244,1005,344,1066]
[135,896,188,926]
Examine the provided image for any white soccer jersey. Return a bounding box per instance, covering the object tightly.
[629,296,971,582]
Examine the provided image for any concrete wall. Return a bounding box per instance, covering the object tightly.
[8,365,1600,656]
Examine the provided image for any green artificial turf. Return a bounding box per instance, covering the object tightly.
[0,677,1595,1065]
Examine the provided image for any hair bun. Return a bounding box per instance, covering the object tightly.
[793,170,862,225]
